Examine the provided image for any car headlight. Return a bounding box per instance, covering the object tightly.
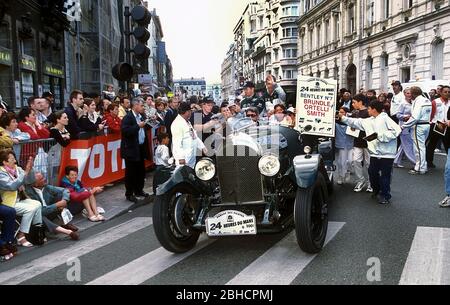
[258,154,280,177]
[195,159,216,181]
[304,146,312,154]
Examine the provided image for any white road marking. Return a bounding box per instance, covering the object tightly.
[226,222,345,285]
[87,235,214,285]
[0,217,152,285]
[400,227,450,285]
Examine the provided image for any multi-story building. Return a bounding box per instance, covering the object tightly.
[298,0,450,95]
[221,44,235,98]
[0,0,69,110]
[207,84,222,102]
[146,8,173,95]
[174,77,207,98]
[224,0,300,104]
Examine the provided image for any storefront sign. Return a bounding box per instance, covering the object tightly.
[21,55,37,71]
[0,47,12,66]
[296,76,337,138]
[44,62,64,78]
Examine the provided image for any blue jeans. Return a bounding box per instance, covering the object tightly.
[0,204,16,245]
[369,157,394,201]
[445,149,450,195]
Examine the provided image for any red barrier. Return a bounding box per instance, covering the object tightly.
[58,132,154,187]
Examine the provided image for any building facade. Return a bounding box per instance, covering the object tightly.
[145,8,173,95]
[0,0,69,110]
[224,0,300,104]
[298,0,450,94]
[221,44,235,98]
[174,77,207,98]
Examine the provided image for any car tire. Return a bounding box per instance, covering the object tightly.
[153,190,200,254]
[294,173,328,254]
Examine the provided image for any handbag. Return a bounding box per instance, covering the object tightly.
[26,224,46,246]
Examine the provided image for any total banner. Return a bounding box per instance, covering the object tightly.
[58,133,154,186]
[295,76,337,137]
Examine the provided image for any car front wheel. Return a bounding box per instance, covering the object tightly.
[294,173,328,254]
[153,189,200,253]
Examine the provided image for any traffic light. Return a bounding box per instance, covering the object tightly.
[131,5,151,60]
[112,62,134,82]
[112,5,151,82]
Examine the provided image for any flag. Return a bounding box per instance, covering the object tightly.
[63,0,82,22]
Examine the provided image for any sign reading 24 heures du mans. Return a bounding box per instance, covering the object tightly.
[295,76,337,138]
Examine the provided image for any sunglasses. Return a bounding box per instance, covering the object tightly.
[247,114,257,118]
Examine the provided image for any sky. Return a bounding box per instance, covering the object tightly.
[148,0,250,84]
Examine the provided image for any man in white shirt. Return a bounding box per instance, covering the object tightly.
[171,102,206,168]
[426,85,450,168]
[402,86,433,174]
[391,81,405,124]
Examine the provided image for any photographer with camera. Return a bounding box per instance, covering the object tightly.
[338,101,401,205]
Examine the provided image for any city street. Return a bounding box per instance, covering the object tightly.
[1,155,449,285]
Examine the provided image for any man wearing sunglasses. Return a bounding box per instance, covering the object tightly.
[245,107,260,126]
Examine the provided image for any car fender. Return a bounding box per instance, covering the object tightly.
[156,166,210,196]
[293,154,322,189]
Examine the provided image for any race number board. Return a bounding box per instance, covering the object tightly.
[296,76,337,137]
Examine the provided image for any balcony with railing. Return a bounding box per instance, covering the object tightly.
[280,16,298,25]
[280,37,298,45]
[280,58,298,66]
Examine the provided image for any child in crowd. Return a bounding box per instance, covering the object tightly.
[61,166,105,222]
[153,133,173,194]
[335,107,354,185]
[154,133,171,167]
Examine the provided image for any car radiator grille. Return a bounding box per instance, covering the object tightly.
[216,146,263,204]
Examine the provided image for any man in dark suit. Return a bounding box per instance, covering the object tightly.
[163,97,180,139]
[64,90,84,139]
[121,97,150,203]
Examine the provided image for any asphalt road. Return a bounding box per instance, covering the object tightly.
[1,155,449,285]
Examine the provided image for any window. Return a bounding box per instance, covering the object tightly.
[325,19,330,45]
[309,28,313,52]
[283,48,298,58]
[368,1,375,26]
[0,22,11,49]
[348,4,355,34]
[317,24,321,49]
[259,16,264,29]
[283,69,298,79]
[380,53,389,91]
[283,27,298,38]
[334,14,340,41]
[366,56,373,89]
[431,40,445,80]
[383,0,390,19]
[251,20,256,33]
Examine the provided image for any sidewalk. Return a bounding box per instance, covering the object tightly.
[69,172,155,232]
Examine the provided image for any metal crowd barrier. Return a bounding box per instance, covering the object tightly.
[14,138,60,186]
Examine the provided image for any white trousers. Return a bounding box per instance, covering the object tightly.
[412,125,430,173]
[14,199,42,234]
[336,148,353,179]
[353,147,370,184]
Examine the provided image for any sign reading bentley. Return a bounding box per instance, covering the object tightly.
[295,76,337,138]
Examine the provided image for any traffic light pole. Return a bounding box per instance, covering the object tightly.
[124,6,131,88]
